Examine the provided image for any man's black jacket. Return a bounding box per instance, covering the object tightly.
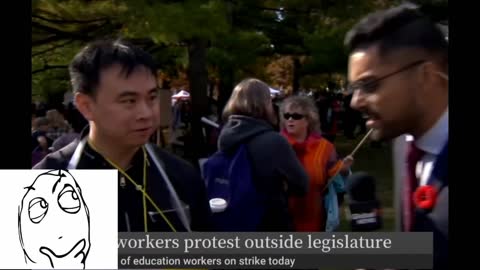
[34,139,212,232]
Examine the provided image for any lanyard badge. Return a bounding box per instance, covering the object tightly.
[67,137,192,232]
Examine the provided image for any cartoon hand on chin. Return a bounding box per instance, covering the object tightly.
[40,239,87,269]
[19,170,91,269]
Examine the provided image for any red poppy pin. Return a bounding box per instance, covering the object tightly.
[413,185,438,210]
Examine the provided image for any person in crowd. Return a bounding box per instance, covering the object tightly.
[218,78,309,231]
[34,38,212,232]
[280,95,353,231]
[45,109,71,141]
[51,108,88,151]
[32,117,52,152]
[32,117,53,167]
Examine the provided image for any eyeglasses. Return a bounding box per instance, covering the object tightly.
[283,113,305,120]
[347,60,426,94]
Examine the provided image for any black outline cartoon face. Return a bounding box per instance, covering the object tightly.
[19,170,91,269]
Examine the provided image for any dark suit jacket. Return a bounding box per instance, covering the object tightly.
[398,141,448,270]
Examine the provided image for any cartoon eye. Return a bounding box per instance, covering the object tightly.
[58,184,81,214]
[29,197,48,224]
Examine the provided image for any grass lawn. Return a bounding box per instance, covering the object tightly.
[333,133,396,232]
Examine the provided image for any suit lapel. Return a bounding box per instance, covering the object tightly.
[428,140,448,187]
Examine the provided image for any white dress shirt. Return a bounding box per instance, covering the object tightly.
[406,108,449,186]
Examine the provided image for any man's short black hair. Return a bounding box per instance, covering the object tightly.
[344,4,448,64]
[69,38,157,96]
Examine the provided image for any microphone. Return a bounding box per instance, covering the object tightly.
[346,172,383,231]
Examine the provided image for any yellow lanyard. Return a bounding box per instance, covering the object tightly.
[87,140,177,232]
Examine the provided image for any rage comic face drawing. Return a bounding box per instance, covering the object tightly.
[18,170,91,269]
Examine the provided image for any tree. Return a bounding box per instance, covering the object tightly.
[32,0,447,160]
[32,0,127,103]
[120,0,231,160]
[32,0,230,160]
[258,0,391,92]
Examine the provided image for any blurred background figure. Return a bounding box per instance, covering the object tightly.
[51,108,88,151]
[45,109,71,142]
[343,91,365,140]
[31,117,52,167]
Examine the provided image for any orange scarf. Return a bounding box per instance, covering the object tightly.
[281,130,343,186]
[282,130,343,231]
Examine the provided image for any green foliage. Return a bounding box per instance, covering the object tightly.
[122,0,229,43]
[32,0,129,101]
[32,0,447,102]
[208,30,271,73]
[303,28,346,74]
[33,0,233,102]
[149,45,189,78]
[32,69,70,102]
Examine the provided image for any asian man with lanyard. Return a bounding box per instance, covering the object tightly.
[34,39,212,233]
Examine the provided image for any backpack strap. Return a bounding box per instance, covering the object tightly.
[146,143,192,232]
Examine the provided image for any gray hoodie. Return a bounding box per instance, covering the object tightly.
[218,115,308,231]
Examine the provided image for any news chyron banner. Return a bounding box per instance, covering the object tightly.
[118,232,433,269]
[0,169,433,269]
[0,169,118,269]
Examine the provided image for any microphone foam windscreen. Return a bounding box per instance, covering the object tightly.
[346,172,377,202]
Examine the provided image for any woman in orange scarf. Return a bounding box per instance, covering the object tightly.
[281,96,353,231]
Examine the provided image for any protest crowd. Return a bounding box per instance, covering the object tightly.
[31,4,448,270]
